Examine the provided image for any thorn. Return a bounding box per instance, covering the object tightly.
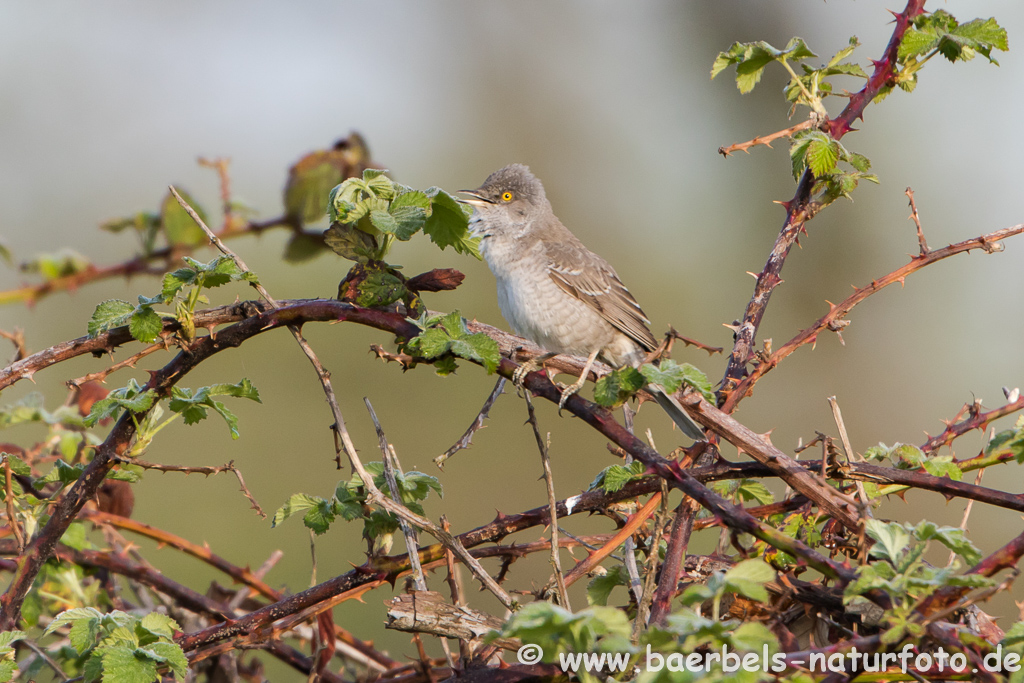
[746,271,759,279]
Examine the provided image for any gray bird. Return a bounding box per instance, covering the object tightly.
[460,164,704,440]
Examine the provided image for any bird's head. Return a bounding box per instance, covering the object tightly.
[459,164,549,237]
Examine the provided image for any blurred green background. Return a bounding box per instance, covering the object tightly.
[1,0,1022,677]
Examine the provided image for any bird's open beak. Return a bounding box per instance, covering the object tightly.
[457,190,493,207]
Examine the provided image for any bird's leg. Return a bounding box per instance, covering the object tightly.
[558,348,601,410]
[512,352,558,388]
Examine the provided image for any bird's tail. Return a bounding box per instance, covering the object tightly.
[650,384,705,441]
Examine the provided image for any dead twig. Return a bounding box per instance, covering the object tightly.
[68,339,170,388]
[723,222,1024,412]
[905,187,930,255]
[365,398,427,592]
[718,119,815,157]
[434,376,506,469]
[524,393,570,609]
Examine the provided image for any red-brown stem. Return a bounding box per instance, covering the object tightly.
[719,0,929,408]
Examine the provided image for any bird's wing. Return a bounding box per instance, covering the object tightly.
[545,239,658,352]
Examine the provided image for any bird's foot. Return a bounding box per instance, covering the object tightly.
[512,359,543,388]
[557,375,587,412]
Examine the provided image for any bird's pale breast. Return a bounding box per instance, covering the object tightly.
[483,235,641,367]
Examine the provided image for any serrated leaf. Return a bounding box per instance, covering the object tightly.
[0,631,25,653]
[323,222,378,263]
[45,607,104,636]
[594,367,646,407]
[138,610,180,643]
[591,461,647,493]
[304,498,336,535]
[424,188,480,258]
[353,268,407,308]
[449,333,499,374]
[915,521,981,565]
[272,493,324,528]
[806,136,840,176]
[865,519,910,563]
[88,300,136,338]
[128,306,162,344]
[724,559,775,602]
[101,645,158,683]
[140,641,188,679]
[587,566,629,606]
[85,381,157,427]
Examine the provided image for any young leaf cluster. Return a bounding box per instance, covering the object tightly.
[846,519,991,644]
[44,608,187,683]
[501,561,780,683]
[890,10,1009,97]
[272,462,442,554]
[862,441,961,499]
[0,630,25,682]
[789,129,878,205]
[84,377,261,444]
[593,360,714,409]
[402,310,500,376]
[87,255,255,344]
[325,169,480,263]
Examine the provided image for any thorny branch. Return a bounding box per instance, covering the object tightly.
[722,222,1024,412]
[719,0,929,407]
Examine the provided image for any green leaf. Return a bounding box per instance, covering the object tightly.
[914,521,982,565]
[128,305,162,344]
[587,566,629,606]
[353,268,408,309]
[323,222,379,263]
[403,311,499,374]
[734,479,775,505]
[0,631,24,654]
[723,559,775,602]
[161,189,207,248]
[590,461,647,493]
[45,606,103,636]
[139,641,188,679]
[272,493,324,528]
[382,190,430,240]
[806,136,840,176]
[39,459,85,485]
[594,367,646,407]
[900,11,1008,64]
[167,379,261,439]
[138,613,181,642]
[22,250,91,281]
[865,519,911,563]
[88,300,136,338]
[304,498,336,535]
[0,660,15,683]
[101,645,158,683]
[61,521,90,551]
[711,38,817,93]
[85,380,157,427]
[424,188,481,258]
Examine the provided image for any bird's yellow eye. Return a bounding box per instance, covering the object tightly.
[501,191,513,202]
